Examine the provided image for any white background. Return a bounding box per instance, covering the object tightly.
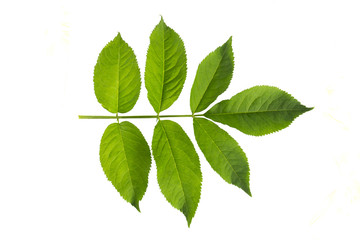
[1,0,359,239]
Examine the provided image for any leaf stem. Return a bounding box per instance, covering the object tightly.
[78,114,204,119]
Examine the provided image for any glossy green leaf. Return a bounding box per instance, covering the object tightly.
[205,86,313,136]
[94,33,141,113]
[152,120,201,226]
[145,17,187,113]
[100,122,151,211]
[190,37,234,113]
[193,118,251,196]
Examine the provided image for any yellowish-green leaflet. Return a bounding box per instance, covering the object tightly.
[145,17,187,113]
[152,120,202,227]
[205,85,313,136]
[94,33,141,113]
[100,122,151,211]
[190,37,234,113]
[193,118,251,196]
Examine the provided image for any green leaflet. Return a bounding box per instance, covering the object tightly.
[145,17,187,113]
[100,122,151,211]
[193,118,251,196]
[190,37,234,113]
[94,33,141,113]
[152,120,202,226]
[204,85,313,136]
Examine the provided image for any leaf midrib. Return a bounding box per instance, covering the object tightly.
[117,124,136,201]
[159,121,187,208]
[116,37,122,113]
[158,23,166,113]
[206,108,310,116]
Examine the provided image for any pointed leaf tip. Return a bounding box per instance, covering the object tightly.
[157,16,167,29]
[227,36,232,44]
[247,190,252,197]
[187,218,192,228]
[132,201,141,212]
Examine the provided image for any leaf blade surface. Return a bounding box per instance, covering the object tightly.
[94,33,141,113]
[145,18,187,113]
[100,122,151,211]
[204,85,313,136]
[152,120,201,226]
[193,118,251,196]
[190,37,234,113]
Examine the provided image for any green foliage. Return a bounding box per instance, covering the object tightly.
[94,33,141,113]
[193,118,250,196]
[145,17,187,113]
[85,17,313,227]
[152,120,202,226]
[190,37,234,113]
[205,85,313,136]
[100,122,151,211]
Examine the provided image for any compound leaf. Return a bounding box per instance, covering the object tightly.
[190,37,234,113]
[204,85,313,136]
[152,120,201,226]
[145,17,187,113]
[94,33,141,113]
[193,118,251,196]
[100,122,151,211]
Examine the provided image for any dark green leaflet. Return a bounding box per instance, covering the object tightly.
[193,117,251,196]
[205,85,313,136]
